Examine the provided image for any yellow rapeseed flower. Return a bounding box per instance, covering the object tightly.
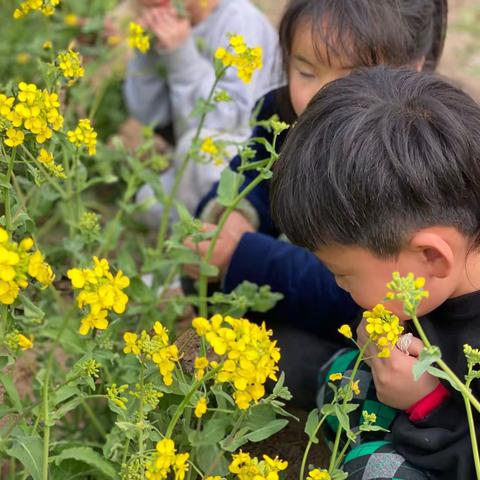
[4,128,24,147]
[214,34,262,84]
[351,380,360,395]
[67,118,97,155]
[307,469,331,480]
[57,49,84,80]
[17,333,33,350]
[16,52,31,65]
[13,0,60,19]
[68,256,129,335]
[0,227,53,305]
[194,356,209,380]
[338,324,352,339]
[193,314,280,410]
[363,304,404,357]
[145,438,189,480]
[329,373,343,382]
[37,148,66,178]
[123,332,140,355]
[64,13,78,26]
[194,396,207,418]
[42,40,52,50]
[229,451,287,479]
[128,22,150,54]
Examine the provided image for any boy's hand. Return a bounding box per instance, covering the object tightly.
[356,319,439,410]
[183,211,255,281]
[140,6,191,51]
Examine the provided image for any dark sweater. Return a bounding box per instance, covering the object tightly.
[393,291,480,479]
[196,87,361,337]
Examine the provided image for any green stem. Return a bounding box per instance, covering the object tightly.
[138,362,145,469]
[4,148,15,231]
[410,314,480,413]
[81,400,107,438]
[155,70,225,254]
[197,143,279,318]
[463,394,480,478]
[165,367,219,439]
[42,379,50,480]
[21,145,66,199]
[203,410,246,478]
[329,342,369,473]
[298,415,327,480]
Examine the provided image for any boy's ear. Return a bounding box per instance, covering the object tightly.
[410,231,454,279]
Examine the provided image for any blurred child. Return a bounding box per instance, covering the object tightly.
[124,0,282,219]
[270,65,480,479]
[185,0,448,408]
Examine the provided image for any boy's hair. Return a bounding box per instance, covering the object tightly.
[279,0,447,72]
[270,66,480,256]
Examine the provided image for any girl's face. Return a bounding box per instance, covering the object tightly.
[288,22,352,116]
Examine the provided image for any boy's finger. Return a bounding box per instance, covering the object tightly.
[404,337,424,357]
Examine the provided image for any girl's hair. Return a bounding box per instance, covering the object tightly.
[278,0,448,71]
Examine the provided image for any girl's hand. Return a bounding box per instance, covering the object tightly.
[140,6,191,51]
[183,212,255,281]
[356,319,439,410]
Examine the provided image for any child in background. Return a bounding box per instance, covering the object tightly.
[271,66,480,479]
[185,0,447,408]
[124,0,282,219]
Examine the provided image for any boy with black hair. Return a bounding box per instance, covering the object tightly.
[270,66,480,479]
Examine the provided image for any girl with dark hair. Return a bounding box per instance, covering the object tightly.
[185,0,448,409]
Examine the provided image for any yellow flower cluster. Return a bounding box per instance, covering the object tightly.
[200,137,224,166]
[307,469,331,480]
[386,272,429,317]
[145,438,189,480]
[128,22,150,54]
[107,383,129,410]
[363,304,404,358]
[123,321,179,386]
[192,314,280,410]
[214,34,263,84]
[13,0,60,18]
[57,49,84,80]
[0,227,54,305]
[0,82,63,148]
[67,256,129,336]
[38,148,66,178]
[67,118,97,155]
[229,451,288,480]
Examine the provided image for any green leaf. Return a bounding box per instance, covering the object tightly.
[6,435,43,480]
[51,447,116,479]
[217,168,245,207]
[427,366,462,391]
[220,426,250,452]
[245,419,288,442]
[19,293,45,324]
[189,417,230,447]
[245,404,276,430]
[304,408,320,444]
[413,346,442,380]
[334,405,354,441]
[0,372,23,412]
[195,445,229,476]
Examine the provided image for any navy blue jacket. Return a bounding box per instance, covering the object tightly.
[196,87,361,337]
